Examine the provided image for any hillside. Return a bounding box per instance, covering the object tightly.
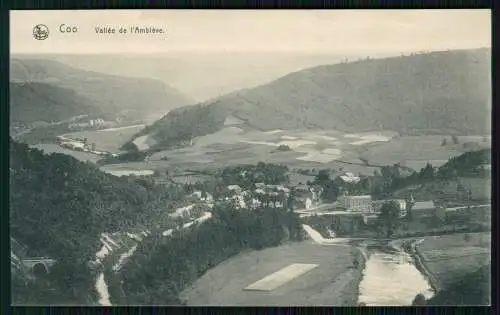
[10,82,104,125]
[10,58,192,123]
[426,263,491,306]
[9,139,177,304]
[131,48,491,151]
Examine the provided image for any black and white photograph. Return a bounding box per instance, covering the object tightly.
[9,10,491,306]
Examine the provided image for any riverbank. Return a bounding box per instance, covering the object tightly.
[301,224,368,306]
[400,232,491,304]
[401,239,439,296]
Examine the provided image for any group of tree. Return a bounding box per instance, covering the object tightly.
[125,102,227,152]
[437,148,491,178]
[119,203,304,305]
[375,201,402,238]
[219,162,289,191]
[9,139,186,304]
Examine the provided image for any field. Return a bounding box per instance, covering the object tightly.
[30,144,102,163]
[416,232,491,291]
[63,124,145,153]
[75,125,489,177]
[359,135,490,170]
[180,241,362,306]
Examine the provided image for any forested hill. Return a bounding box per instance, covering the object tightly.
[10,82,104,124]
[10,58,192,123]
[131,48,491,151]
[9,139,176,304]
[437,148,491,178]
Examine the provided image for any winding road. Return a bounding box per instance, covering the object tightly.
[94,211,213,306]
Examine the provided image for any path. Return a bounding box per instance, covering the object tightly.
[94,211,213,306]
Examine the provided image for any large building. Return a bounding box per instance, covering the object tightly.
[337,195,373,212]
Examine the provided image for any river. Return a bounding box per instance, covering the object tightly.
[358,242,434,306]
[302,224,434,306]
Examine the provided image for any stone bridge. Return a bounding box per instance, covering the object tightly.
[22,257,57,276]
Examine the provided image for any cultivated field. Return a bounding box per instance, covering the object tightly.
[31,144,102,163]
[64,124,145,153]
[416,232,491,291]
[180,241,361,306]
[93,126,488,177]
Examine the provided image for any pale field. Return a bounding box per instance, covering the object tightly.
[95,126,489,177]
[244,263,319,291]
[64,124,145,153]
[31,144,102,163]
[180,241,361,306]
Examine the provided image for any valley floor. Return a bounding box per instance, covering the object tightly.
[180,241,363,306]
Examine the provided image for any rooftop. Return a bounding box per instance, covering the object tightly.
[413,200,436,210]
[341,195,372,200]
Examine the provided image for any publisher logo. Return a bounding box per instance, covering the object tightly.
[33,24,49,40]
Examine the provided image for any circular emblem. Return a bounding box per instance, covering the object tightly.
[33,24,49,40]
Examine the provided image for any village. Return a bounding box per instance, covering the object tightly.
[159,168,466,235]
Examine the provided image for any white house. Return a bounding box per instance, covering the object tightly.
[227,185,242,193]
[338,172,361,184]
[337,195,373,212]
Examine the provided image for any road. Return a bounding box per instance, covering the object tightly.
[95,211,213,306]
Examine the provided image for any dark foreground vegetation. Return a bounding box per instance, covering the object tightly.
[9,139,183,304]
[119,204,304,305]
[426,263,491,306]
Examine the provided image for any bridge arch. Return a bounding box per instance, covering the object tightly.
[32,262,48,277]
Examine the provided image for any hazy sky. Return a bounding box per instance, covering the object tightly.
[11,10,490,54]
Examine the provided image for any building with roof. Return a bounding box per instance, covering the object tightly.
[227,185,242,193]
[411,200,436,218]
[338,172,361,184]
[337,195,373,212]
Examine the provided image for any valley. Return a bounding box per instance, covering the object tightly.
[9,46,491,307]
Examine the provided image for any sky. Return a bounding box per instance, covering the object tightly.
[10,10,491,55]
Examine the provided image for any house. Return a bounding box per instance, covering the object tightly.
[276,185,290,194]
[337,195,373,212]
[255,182,266,189]
[227,185,242,194]
[479,164,491,171]
[254,188,266,195]
[295,184,310,193]
[189,191,213,202]
[310,185,323,202]
[338,172,361,184]
[410,200,436,218]
[363,214,379,225]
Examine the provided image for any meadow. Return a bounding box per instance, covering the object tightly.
[180,241,362,306]
[64,124,145,153]
[416,232,491,291]
[63,124,489,178]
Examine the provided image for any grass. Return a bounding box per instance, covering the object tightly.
[359,135,489,169]
[64,125,145,153]
[31,144,102,163]
[180,241,362,306]
[416,232,491,292]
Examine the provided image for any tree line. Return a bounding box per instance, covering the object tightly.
[9,139,187,304]
[119,203,304,305]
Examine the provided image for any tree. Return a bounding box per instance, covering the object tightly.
[441,138,448,146]
[451,135,459,145]
[376,201,401,238]
[412,293,427,306]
